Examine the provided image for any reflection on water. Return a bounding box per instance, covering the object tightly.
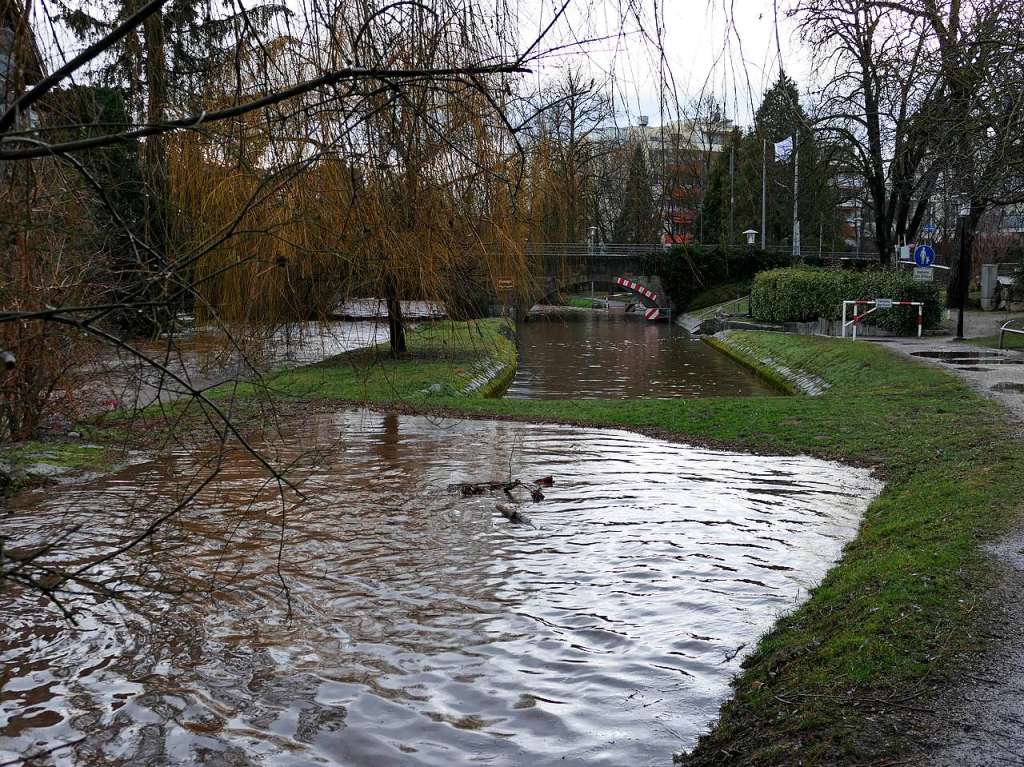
[81,321,385,412]
[508,312,778,399]
[0,412,879,766]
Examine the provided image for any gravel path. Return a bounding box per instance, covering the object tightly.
[877,334,1024,765]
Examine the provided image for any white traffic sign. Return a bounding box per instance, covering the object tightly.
[912,267,934,282]
[913,244,936,267]
[875,298,894,309]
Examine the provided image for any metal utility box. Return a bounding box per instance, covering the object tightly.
[980,264,999,311]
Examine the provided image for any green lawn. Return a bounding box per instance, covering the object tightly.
[687,281,752,315]
[0,439,122,490]
[211,318,517,404]
[564,296,604,309]
[86,325,1022,765]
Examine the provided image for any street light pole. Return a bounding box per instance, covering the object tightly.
[954,195,972,341]
[955,214,968,340]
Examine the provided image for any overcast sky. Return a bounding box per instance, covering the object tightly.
[29,0,809,129]
[520,0,809,128]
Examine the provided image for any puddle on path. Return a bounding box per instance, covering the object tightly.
[911,350,1024,366]
[0,412,880,766]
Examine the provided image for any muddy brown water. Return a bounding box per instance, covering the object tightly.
[507,313,778,399]
[78,322,386,414]
[1,412,879,766]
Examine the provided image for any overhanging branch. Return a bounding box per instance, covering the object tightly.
[0,62,530,160]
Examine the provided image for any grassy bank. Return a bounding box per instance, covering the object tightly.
[1,439,121,490]
[76,319,516,452]
[564,296,604,309]
[211,318,517,404]
[688,281,751,313]
[84,323,1022,764]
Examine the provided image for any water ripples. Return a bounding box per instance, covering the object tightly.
[0,411,879,766]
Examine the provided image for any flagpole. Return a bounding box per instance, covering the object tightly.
[761,138,767,250]
[729,148,735,246]
[792,131,800,260]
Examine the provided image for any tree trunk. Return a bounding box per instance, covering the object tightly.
[385,279,406,356]
[947,209,981,308]
[141,8,169,333]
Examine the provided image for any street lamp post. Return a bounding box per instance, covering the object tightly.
[954,195,972,341]
[743,230,759,317]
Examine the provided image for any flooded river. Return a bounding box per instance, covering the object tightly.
[1,412,879,766]
[508,312,777,399]
[80,321,385,414]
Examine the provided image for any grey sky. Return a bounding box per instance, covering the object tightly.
[28,0,808,129]
[520,0,809,127]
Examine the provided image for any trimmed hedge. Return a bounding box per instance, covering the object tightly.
[642,245,791,310]
[751,267,943,333]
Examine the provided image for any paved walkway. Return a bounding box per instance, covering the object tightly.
[877,327,1024,766]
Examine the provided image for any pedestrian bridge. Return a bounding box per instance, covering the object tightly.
[521,242,669,310]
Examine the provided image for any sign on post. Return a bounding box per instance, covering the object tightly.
[912,267,934,283]
[913,244,936,267]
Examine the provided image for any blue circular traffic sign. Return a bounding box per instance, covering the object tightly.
[914,244,935,267]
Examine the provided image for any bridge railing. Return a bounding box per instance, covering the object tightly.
[523,242,666,258]
[521,242,884,262]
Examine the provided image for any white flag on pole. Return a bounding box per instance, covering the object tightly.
[774,136,794,162]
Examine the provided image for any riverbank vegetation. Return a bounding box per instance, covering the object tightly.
[642,245,789,311]
[10,309,1023,764]
[228,319,517,403]
[171,325,1019,765]
[110,319,517,427]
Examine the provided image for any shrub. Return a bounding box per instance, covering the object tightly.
[642,245,791,310]
[751,267,943,334]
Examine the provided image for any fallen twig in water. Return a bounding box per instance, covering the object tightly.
[448,477,553,501]
[496,502,535,527]
[447,476,552,527]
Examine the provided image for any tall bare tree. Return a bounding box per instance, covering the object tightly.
[796,0,944,264]
[527,68,613,242]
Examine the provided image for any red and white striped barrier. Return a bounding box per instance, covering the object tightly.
[841,299,924,339]
[644,307,660,321]
[614,276,658,303]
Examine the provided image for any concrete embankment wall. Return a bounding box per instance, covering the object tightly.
[702,331,830,396]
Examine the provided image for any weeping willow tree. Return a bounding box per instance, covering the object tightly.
[165,0,531,356]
